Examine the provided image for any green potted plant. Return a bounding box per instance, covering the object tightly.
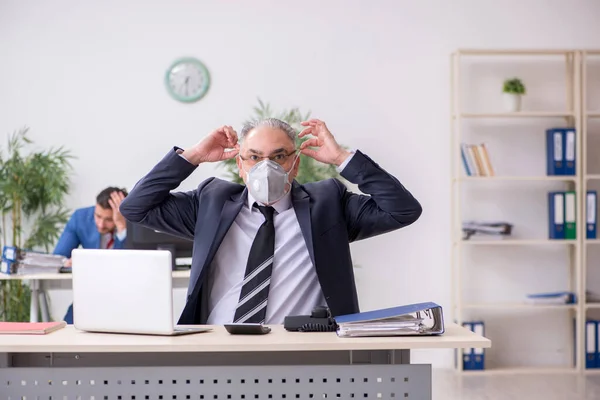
[219,98,341,184]
[0,127,73,322]
[502,77,526,112]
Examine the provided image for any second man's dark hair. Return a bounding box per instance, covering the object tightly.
[96,187,128,209]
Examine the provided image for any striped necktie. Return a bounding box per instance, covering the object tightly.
[233,204,275,323]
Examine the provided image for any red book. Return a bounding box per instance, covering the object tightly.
[0,321,66,334]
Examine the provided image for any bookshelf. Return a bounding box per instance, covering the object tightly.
[450,49,595,374]
[582,50,600,374]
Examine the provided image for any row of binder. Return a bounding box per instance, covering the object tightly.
[548,191,598,239]
[461,319,600,370]
[586,320,600,369]
[547,127,576,176]
[548,191,577,239]
[462,321,485,370]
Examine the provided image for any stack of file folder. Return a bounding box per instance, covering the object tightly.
[333,302,445,337]
[525,291,576,305]
[1,246,66,275]
[587,290,600,304]
[462,221,513,240]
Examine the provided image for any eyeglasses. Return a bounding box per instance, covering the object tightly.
[239,150,298,167]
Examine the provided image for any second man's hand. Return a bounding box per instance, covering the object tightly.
[181,126,240,165]
[108,191,127,233]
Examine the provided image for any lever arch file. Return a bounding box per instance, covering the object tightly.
[564,128,576,176]
[546,128,564,175]
[588,191,597,239]
[565,191,577,239]
[548,191,565,239]
[333,302,445,337]
[586,320,598,369]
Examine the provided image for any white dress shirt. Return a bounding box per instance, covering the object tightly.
[205,152,355,324]
[100,229,126,249]
[206,188,324,324]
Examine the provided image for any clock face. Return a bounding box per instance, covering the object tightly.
[165,57,210,103]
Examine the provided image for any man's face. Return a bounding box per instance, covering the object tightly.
[94,205,115,234]
[236,126,300,185]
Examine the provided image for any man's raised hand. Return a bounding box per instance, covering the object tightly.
[181,126,240,165]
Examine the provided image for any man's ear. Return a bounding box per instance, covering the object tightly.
[236,155,244,180]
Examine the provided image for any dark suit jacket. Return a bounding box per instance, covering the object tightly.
[119,148,422,324]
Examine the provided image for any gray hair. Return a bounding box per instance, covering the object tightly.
[239,118,296,145]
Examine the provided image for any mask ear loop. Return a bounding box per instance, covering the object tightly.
[286,150,301,174]
[238,153,251,179]
[283,150,301,194]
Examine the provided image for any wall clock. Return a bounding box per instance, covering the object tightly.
[165,57,211,103]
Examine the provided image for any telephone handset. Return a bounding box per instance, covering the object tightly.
[283,306,338,332]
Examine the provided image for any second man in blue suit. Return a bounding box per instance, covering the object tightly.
[54,187,128,323]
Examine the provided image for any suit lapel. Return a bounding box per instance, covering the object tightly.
[182,188,246,324]
[193,188,247,274]
[211,191,246,262]
[291,182,315,266]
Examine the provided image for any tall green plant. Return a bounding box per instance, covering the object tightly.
[220,98,341,184]
[0,127,74,322]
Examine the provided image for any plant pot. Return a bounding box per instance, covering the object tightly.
[503,93,522,112]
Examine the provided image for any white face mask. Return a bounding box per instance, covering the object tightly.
[240,154,299,205]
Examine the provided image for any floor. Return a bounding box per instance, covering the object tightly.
[432,369,600,399]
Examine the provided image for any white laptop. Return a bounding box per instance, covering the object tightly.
[71,249,210,336]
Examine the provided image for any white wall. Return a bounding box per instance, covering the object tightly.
[1,0,600,368]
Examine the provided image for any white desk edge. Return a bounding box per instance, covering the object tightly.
[0,323,490,353]
[0,270,191,280]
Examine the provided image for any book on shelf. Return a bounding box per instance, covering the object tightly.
[461,142,494,176]
[0,321,66,335]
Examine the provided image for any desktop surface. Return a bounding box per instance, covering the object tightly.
[0,323,490,353]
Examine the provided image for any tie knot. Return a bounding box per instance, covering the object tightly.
[255,204,275,222]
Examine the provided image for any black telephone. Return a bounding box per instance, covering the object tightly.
[283,306,338,332]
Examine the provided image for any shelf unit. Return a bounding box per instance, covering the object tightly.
[450,49,594,374]
[582,50,600,374]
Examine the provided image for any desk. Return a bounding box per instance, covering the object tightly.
[0,270,191,322]
[1,323,490,399]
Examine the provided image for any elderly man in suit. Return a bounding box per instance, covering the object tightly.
[120,118,422,325]
[54,186,128,323]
